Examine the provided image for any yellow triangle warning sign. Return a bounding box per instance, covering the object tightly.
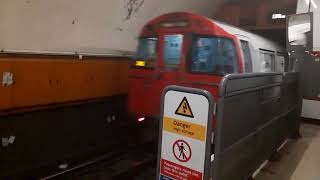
[175,97,194,118]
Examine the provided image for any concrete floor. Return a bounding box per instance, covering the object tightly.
[256,123,320,180]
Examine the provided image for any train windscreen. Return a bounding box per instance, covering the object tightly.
[190,37,238,74]
[134,37,157,68]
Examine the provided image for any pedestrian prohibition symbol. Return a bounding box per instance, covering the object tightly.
[172,140,192,162]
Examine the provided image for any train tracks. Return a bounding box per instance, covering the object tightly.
[40,142,157,180]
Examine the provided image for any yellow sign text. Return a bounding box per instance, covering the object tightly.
[163,117,206,141]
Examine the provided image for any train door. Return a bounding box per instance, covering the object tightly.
[275,52,286,72]
[128,33,185,117]
[157,34,184,88]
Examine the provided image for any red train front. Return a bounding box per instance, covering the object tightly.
[128,12,243,129]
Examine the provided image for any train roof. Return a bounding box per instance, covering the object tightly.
[143,12,284,53]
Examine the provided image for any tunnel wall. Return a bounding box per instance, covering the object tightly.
[0,96,132,178]
[0,55,132,178]
[0,0,215,54]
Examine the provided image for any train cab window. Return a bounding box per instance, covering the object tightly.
[164,34,183,65]
[135,37,157,60]
[240,40,253,72]
[260,52,275,72]
[133,37,157,68]
[190,37,238,74]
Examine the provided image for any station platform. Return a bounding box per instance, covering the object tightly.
[256,123,320,180]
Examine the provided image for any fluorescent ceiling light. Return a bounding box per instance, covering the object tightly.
[311,0,318,8]
[305,0,318,9]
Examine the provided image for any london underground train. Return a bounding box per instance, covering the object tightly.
[128,12,287,133]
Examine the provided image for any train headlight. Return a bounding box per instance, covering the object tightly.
[137,117,145,122]
[135,60,146,67]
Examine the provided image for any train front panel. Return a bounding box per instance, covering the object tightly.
[128,12,243,126]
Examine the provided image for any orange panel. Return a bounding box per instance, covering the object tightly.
[0,55,130,111]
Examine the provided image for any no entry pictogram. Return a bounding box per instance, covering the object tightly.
[172,139,192,162]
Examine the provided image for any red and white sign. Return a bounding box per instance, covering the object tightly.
[158,89,211,180]
[160,159,202,180]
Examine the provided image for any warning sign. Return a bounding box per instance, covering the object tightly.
[160,159,202,180]
[173,140,192,162]
[175,97,194,118]
[157,86,214,180]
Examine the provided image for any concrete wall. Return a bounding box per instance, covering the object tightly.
[213,0,297,30]
[0,0,215,55]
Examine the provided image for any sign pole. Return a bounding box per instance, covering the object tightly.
[156,85,214,180]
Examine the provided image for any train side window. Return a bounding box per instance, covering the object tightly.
[190,37,238,74]
[260,52,275,72]
[240,40,253,72]
[164,34,183,65]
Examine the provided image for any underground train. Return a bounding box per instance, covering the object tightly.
[128,12,288,131]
